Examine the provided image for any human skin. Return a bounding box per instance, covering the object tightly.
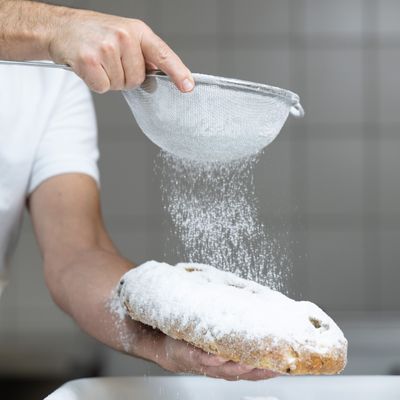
[0,0,194,93]
[29,174,278,380]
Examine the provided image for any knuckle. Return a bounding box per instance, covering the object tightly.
[157,42,171,63]
[100,40,117,55]
[131,71,146,88]
[125,67,145,89]
[79,52,99,67]
[94,85,108,94]
[110,79,125,91]
[131,18,148,31]
[115,27,130,44]
[91,80,110,94]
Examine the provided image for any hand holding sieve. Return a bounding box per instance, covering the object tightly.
[0,61,304,162]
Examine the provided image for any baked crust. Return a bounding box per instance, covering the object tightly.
[119,261,348,375]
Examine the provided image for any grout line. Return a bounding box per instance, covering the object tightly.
[361,0,382,311]
[288,0,309,299]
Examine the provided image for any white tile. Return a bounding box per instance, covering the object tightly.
[380,139,400,215]
[87,0,148,20]
[256,137,293,216]
[305,49,364,124]
[15,306,79,335]
[306,124,365,141]
[226,0,290,35]
[101,347,168,376]
[378,0,400,36]
[378,126,400,141]
[51,0,80,6]
[380,229,400,308]
[2,226,82,335]
[302,0,363,36]
[109,229,164,265]
[378,49,400,125]
[221,48,291,88]
[180,46,220,76]
[11,233,54,311]
[94,91,145,142]
[156,0,218,36]
[0,283,18,336]
[99,140,157,217]
[307,229,365,310]
[306,139,364,215]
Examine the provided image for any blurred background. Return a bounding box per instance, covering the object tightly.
[1,0,400,398]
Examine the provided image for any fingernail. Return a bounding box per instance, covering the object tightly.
[182,78,194,92]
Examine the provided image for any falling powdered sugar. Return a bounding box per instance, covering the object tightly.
[106,289,136,353]
[157,151,291,290]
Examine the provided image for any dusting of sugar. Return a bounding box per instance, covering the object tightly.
[108,288,126,320]
[156,151,291,290]
[119,261,347,356]
[106,288,136,353]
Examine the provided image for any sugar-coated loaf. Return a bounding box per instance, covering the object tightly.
[118,261,347,375]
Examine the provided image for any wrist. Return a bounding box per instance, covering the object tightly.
[131,322,166,363]
[0,0,75,60]
[44,4,77,61]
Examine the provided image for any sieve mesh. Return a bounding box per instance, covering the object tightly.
[123,71,304,162]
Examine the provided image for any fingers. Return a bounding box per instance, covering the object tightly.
[163,337,277,381]
[205,361,254,380]
[119,30,146,90]
[203,364,278,381]
[61,16,191,93]
[74,52,111,94]
[140,28,194,93]
[99,40,125,90]
[239,368,280,381]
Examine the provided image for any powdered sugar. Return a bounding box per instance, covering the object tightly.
[119,261,347,356]
[157,152,291,290]
[106,289,136,353]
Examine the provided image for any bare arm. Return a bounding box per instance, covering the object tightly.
[28,173,277,381]
[0,0,194,92]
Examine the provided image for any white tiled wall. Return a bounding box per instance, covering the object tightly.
[304,49,365,125]
[227,0,291,36]
[302,0,364,36]
[306,139,365,216]
[377,0,400,35]
[378,49,400,126]
[2,0,400,377]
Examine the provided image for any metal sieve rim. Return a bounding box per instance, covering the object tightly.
[146,70,304,117]
[146,70,301,108]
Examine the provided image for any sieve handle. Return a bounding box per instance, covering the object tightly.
[0,60,72,70]
[290,99,305,118]
[0,60,161,75]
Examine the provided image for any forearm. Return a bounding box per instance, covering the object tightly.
[29,176,266,380]
[44,246,163,361]
[0,0,72,60]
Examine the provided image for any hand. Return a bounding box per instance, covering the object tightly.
[48,9,194,93]
[154,334,279,381]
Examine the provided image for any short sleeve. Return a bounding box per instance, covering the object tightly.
[27,72,99,194]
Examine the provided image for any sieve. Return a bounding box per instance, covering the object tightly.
[0,61,304,162]
[123,71,304,162]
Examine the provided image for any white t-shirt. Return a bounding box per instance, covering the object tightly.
[0,64,99,293]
